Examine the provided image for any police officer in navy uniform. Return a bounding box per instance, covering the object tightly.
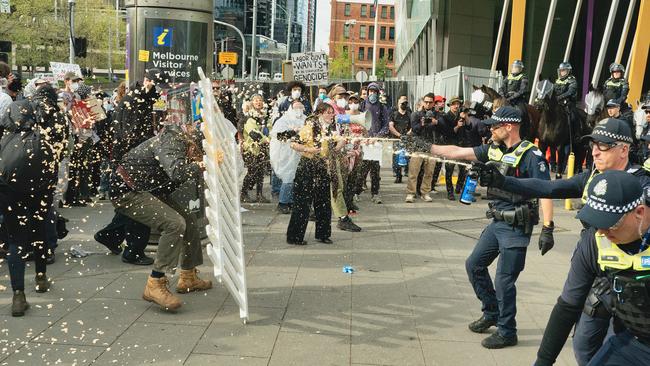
[603,63,631,116]
[479,118,650,365]
[554,62,578,122]
[429,106,554,348]
[530,171,650,365]
[500,60,530,138]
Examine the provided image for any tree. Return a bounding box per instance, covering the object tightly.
[0,0,125,73]
[375,56,391,80]
[329,42,352,80]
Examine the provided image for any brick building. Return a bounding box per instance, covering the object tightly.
[329,0,396,77]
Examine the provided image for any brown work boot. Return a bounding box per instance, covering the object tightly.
[143,276,182,311]
[34,273,50,293]
[11,290,29,317]
[176,268,213,293]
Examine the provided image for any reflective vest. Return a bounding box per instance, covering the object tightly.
[507,73,524,81]
[596,234,650,272]
[487,140,536,202]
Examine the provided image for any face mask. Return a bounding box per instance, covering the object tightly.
[368,94,378,104]
[349,103,359,111]
[336,98,348,108]
[400,102,408,110]
[70,82,79,91]
[291,90,301,99]
[319,92,327,100]
[103,103,113,112]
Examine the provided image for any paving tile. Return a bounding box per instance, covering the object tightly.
[193,306,283,358]
[422,340,496,366]
[282,289,350,336]
[93,322,205,365]
[269,331,349,366]
[0,343,104,366]
[184,354,269,366]
[293,267,352,292]
[0,315,54,361]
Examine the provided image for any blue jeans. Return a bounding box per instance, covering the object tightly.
[573,313,614,366]
[279,183,293,205]
[587,331,650,366]
[271,172,282,195]
[465,221,530,338]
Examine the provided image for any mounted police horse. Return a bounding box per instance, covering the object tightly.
[472,84,540,141]
[584,86,608,130]
[534,80,589,177]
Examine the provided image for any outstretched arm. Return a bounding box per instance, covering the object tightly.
[430,144,477,161]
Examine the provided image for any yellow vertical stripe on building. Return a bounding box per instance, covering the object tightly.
[628,0,649,109]
[509,0,526,65]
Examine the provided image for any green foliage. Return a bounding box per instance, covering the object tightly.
[0,0,126,70]
[329,42,352,80]
[375,56,390,80]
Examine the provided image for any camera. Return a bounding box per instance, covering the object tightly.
[423,110,436,124]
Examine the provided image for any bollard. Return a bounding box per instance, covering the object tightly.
[564,152,576,210]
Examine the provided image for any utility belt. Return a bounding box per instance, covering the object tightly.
[486,201,539,235]
[583,276,612,319]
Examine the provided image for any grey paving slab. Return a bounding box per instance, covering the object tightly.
[281,289,350,336]
[0,315,53,362]
[0,343,105,366]
[93,322,205,365]
[268,331,350,366]
[184,354,269,366]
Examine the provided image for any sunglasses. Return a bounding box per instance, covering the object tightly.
[645,110,650,115]
[589,140,622,152]
[606,211,631,231]
[423,100,434,104]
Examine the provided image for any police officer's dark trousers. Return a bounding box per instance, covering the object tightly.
[465,220,529,338]
[587,331,650,366]
[573,313,614,366]
[287,158,331,242]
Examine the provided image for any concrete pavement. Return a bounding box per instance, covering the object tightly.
[0,170,583,366]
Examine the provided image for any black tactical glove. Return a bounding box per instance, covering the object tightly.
[478,161,505,188]
[539,222,555,255]
[248,130,264,142]
[276,130,298,141]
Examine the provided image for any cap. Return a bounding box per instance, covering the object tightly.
[581,118,633,144]
[482,106,522,125]
[606,99,620,108]
[367,82,380,91]
[328,85,349,98]
[576,170,643,229]
[447,96,462,106]
[348,93,360,102]
[434,95,446,103]
[64,71,82,81]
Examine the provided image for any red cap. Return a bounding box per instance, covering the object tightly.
[434,95,446,103]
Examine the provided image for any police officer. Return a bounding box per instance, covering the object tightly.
[531,171,650,365]
[554,62,578,121]
[500,60,530,137]
[480,118,650,365]
[603,63,630,111]
[429,106,554,348]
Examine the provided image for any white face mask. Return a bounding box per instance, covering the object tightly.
[291,90,301,99]
[70,82,79,91]
[336,98,348,108]
[349,103,359,111]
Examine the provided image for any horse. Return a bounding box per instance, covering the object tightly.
[533,80,589,177]
[584,86,608,130]
[473,84,540,142]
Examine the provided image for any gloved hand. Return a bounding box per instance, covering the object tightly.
[249,130,264,142]
[478,161,505,188]
[539,222,555,255]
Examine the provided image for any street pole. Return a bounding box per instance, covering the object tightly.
[491,0,510,72]
[286,6,292,60]
[69,0,76,64]
[251,0,258,80]
[615,0,636,63]
[529,0,557,104]
[591,0,619,88]
[214,20,247,79]
[371,3,379,78]
[271,0,276,41]
[563,0,582,62]
[108,22,112,81]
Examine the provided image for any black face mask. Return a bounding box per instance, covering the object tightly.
[400,102,408,110]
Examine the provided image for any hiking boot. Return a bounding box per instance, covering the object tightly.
[371,194,383,204]
[481,333,518,349]
[240,192,254,203]
[256,194,271,204]
[338,216,362,232]
[405,194,415,203]
[422,194,433,202]
[11,290,29,317]
[34,274,50,293]
[468,316,497,333]
[143,276,182,311]
[176,268,213,294]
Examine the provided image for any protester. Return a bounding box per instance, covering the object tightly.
[406,93,439,203]
[240,94,271,203]
[278,81,312,117]
[389,95,411,183]
[359,82,390,204]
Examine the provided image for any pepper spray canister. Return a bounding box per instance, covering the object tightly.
[460,170,478,205]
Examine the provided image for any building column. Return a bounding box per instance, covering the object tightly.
[508,0,526,65]
[627,0,649,109]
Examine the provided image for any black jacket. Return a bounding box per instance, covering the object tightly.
[119,125,202,195]
[499,72,529,103]
[410,109,447,144]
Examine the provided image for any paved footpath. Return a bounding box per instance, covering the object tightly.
[0,170,583,366]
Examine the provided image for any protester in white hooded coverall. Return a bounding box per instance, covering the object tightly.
[270,100,306,214]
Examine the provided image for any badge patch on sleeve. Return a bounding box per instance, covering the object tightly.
[538,162,547,172]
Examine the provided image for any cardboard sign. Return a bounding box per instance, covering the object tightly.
[70,97,106,129]
[49,62,83,81]
[290,52,328,85]
[33,72,57,85]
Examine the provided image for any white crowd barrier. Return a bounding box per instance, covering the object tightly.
[197,67,249,323]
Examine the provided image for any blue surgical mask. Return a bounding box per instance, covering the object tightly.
[319,92,327,100]
[368,94,378,104]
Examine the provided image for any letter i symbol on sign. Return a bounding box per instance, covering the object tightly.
[157,29,169,46]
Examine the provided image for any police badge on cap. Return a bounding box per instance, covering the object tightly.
[576,170,644,229]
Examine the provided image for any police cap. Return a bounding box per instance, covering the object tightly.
[481,106,521,126]
[581,118,633,144]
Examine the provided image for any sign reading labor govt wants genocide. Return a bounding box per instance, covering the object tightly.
[144,19,208,83]
[291,52,328,85]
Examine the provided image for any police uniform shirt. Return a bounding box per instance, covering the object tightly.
[473,141,551,211]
